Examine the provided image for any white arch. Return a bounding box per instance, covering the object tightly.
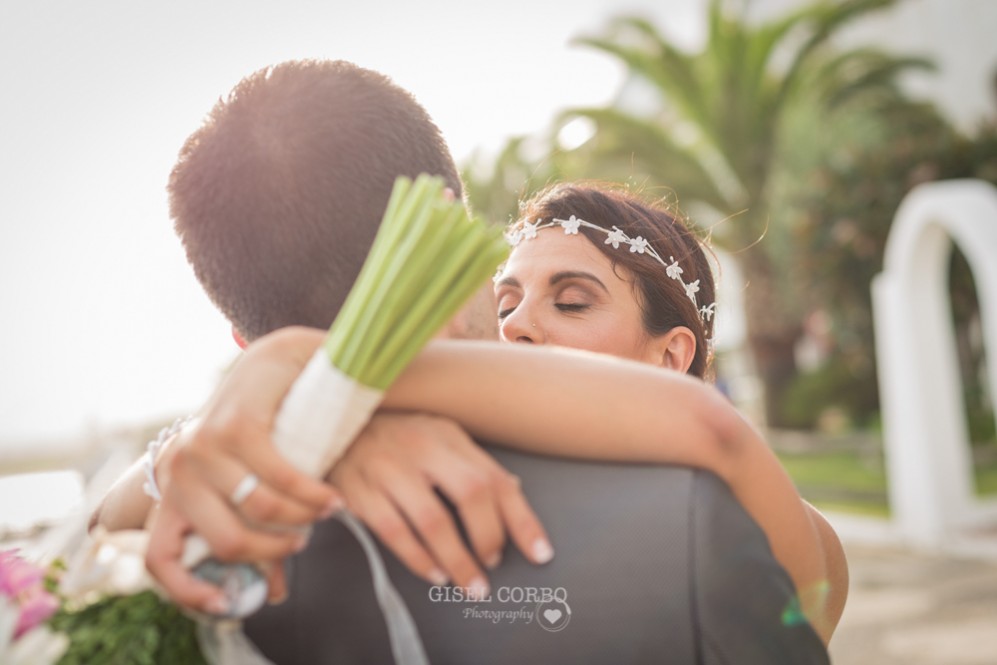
[872,179,997,547]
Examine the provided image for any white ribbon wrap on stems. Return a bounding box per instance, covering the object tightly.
[192,349,429,665]
[271,350,384,474]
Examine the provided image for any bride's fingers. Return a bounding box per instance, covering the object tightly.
[418,450,505,570]
[337,470,448,586]
[451,444,554,566]
[171,482,309,563]
[171,427,341,527]
[205,455,337,527]
[184,418,341,518]
[146,503,230,615]
[264,562,289,604]
[494,473,554,565]
[366,460,488,595]
[236,480,335,527]
[227,425,342,514]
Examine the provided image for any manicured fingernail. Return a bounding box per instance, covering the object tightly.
[485,551,502,570]
[428,568,448,586]
[467,577,490,600]
[206,596,230,616]
[532,538,554,564]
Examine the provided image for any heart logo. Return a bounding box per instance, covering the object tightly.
[543,609,563,624]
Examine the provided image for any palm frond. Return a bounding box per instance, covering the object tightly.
[574,17,716,144]
[559,107,734,212]
[812,49,936,109]
[778,0,899,107]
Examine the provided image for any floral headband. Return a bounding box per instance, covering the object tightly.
[504,215,716,325]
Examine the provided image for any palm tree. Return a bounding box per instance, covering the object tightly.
[559,0,932,426]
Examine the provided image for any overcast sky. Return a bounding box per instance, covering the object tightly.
[0,0,706,443]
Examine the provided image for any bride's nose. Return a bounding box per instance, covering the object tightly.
[500,302,544,345]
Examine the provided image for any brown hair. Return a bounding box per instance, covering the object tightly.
[169,59,462,341]
[513,183,716,378]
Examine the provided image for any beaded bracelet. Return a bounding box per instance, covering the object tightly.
[141,416,191,501]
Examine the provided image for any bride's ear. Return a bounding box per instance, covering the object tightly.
[648,326,697,373]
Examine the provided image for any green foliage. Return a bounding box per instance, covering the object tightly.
[50,590,207,665]
[562,0,925,238]
[781,358,881,430]
[462,137,559,225]
[950,246,997,447]
[792,106,997,426]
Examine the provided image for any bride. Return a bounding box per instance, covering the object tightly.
[137,181,846,644]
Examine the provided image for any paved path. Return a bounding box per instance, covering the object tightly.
[829,542,997,665]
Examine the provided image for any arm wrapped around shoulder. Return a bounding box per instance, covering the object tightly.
[689,471,830,664]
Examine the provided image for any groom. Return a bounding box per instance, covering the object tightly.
[122,59,831,662]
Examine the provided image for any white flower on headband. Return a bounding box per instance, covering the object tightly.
[521,220,540,241]
[666,257,684,280]
[560,215,582,235]
[505,214,715,330]
[605,227,628,249]
[629,236,650,254]
[685,279,700,303]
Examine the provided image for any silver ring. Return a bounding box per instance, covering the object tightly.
[230,473,260,506]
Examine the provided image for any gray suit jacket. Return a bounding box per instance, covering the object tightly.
[246,446,829,664]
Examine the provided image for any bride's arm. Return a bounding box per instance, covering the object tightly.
[386,339,833,640]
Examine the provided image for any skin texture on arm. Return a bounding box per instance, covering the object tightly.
[807,501,849,638]
[89,456,156,532]
[384,336,833,642]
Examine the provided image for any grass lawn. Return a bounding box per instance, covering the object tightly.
[776,449,891,517]
[973,460,997,494]
[776,446,997,519]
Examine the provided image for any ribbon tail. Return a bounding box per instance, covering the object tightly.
[337,510,430,665]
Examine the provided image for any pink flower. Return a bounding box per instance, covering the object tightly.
[0,551,43,597]
[0,550,60,638]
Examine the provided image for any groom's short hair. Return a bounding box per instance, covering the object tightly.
[168,59,462,341]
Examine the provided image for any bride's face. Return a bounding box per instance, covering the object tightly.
[494,228,661,363]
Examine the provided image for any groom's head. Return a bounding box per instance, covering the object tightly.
[169,59,469,343]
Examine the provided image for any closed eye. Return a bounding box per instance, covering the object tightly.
[498,306,516,320]
[556,303,590,313]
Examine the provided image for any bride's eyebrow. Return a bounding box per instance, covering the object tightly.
[494,275,520,289]
[550,271,608,293]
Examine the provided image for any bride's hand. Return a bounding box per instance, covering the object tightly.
[145,327,342,613]
[329,413,553,595]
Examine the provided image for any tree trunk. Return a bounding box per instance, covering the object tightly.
[737,248,804,428]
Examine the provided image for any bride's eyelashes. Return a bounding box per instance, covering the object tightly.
[497,302,591,321]
[555,302,590,313]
